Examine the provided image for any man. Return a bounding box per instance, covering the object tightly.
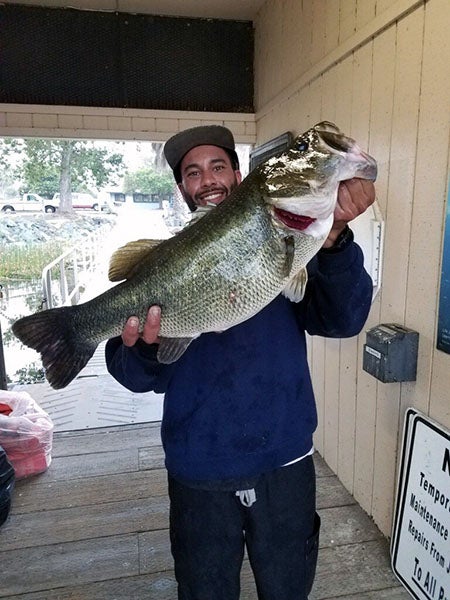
[106,125,375,599]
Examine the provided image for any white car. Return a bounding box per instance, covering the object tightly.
[52,192,111,212]
[0,193,57,213]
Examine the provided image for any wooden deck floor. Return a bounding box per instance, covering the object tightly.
[0,422,410,599]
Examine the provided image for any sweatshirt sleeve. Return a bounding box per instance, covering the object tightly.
[105,336,174,393]
[298,230,373,338]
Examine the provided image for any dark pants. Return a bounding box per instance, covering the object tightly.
[168,456,320,600]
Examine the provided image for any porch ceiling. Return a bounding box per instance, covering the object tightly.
[0,0,265,20]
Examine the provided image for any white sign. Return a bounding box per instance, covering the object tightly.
[392,410,450,600]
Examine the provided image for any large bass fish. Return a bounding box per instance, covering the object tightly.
[13,122,377,389]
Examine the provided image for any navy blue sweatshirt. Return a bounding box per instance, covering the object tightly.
[105,232,372,488]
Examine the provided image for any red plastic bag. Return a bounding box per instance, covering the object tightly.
[0,390,54,479]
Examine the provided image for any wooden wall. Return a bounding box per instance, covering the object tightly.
[254,0,450,536]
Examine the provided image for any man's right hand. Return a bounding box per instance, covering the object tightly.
[122,305,161,347]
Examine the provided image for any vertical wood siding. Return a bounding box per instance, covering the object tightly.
[255,0,450,535]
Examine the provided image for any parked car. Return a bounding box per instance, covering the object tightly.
[0,193,57,213]
[51,192,111,212]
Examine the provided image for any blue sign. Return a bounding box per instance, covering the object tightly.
[437,180,450,354]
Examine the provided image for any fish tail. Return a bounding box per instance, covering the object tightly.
[12,306,97,389]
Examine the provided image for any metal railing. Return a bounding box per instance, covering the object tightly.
[41,231,105,310]
[0,322,7,390]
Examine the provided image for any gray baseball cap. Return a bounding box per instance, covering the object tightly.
[164,125,239,182]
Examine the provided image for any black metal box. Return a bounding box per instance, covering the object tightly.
[363,324,419,383]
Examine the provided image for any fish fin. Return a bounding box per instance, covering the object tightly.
[108,239,163,281]
[284,235,295,277]
[12,308,97,389]
[282,268,308,302]
[157,336,196,364]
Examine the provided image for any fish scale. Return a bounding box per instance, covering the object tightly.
[12,122,377,389]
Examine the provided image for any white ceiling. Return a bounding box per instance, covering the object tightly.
[2,0,266,20]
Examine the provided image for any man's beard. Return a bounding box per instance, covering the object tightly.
[183,176,240,210]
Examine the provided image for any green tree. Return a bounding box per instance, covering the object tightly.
[20,139,125,212]
[123,168,174,196]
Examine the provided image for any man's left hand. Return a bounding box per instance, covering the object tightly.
[322,178,376,249]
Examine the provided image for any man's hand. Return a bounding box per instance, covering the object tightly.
[122,306,161,347]
[322,178,376,248]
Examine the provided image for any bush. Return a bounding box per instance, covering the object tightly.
[0,241,68,280]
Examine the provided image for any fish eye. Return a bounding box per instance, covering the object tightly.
[296,140,309,152]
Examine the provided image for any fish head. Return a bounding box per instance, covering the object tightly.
[261,121,377,239]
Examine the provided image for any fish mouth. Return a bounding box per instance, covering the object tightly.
[274,207,316,231]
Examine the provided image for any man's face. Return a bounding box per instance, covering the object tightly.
[178,145,242,208]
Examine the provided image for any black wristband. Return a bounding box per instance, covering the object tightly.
[320,225,353,253]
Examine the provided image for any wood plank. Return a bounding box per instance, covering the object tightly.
[319,504,384,547]
[51,422,162,457]
[314,452,335,477]
[311,336,326,454]
[311,0,327,67]
[1,573,179,600]
[359,10,397,527]
[339,0,357,43]
[28,447,139,481]
[323,338,340,473]
[349,37,378,516]
[317,474,356,509]
[0,533,140,597]
[317,60,343,475]
[356,0,376,29]
[1,497,169,551]
[363,26,395,526]
[310,539,402,598]
[138,530,174,574]
[138,446,166,470]
[325,588,411,600]
[329,52,355,493]
[324,0,340,56]
[13,469,168,513]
